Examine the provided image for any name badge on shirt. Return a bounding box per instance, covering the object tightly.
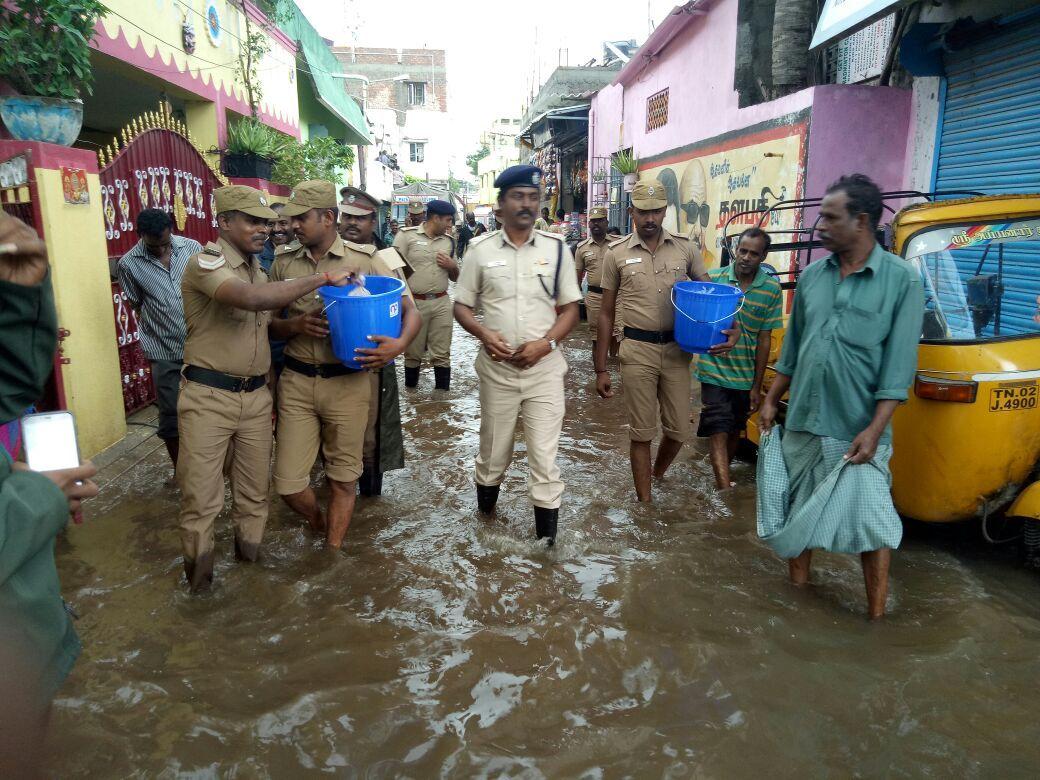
[485,260,507,269]
[625,258,643,265]
[416,241,428,246]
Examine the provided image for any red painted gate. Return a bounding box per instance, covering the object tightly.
[98,103,226,414]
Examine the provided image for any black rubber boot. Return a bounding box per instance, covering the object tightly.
[434,366,451,391]
[477,484,500,515]
[404,366,420,388]
[358,467,383,497]
[534,507,558,547]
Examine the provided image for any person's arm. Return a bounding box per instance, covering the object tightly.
[436,251,460,282]
[845,274,925,464]
[212,267,356,312]
[355,294,423,370]
[595,287,618,399]
[0,458,97,585]
[749,328,773,412]
[509,302,580,369]
[454,302,514,360]
[510,240,583,368]
[116,261,142,314]
[758,284,804,432]
[0,214,57,422]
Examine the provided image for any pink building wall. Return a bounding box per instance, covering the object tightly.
[588,0,813,165]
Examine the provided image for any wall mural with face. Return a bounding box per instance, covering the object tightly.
[640,116,809,275]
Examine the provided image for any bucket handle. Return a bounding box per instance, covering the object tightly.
[670,286,745,325]
[321,299,338,315]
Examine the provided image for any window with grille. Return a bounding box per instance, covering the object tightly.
[646,88,669,132]
[407,81,426,106]
[409,142,425,163]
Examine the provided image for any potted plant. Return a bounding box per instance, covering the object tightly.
[613,150,640,192]
[0,1,109,146]
[223,118,282,180]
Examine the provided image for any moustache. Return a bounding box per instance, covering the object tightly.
[516,210,534,218]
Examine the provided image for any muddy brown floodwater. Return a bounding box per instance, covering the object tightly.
[51,318,1040,777]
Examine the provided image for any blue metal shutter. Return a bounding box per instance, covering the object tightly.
[935,17,1040,194]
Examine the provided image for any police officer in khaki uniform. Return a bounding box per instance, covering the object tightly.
[575,206,621,355]
[595,179,738,502]
[178,185,357,590]
[339,186,412,497]
[393,199,459,390]
[454,165,582,545]
[270,181,421,548]
[405,200,425,227]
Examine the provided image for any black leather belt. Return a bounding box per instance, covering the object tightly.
[184,365,267,392]
[415,291,448,300]
[624,326,675,344]
[284,354,360,378]
[586,285,604,294]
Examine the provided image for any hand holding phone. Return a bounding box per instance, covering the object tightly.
[20,412,97,522]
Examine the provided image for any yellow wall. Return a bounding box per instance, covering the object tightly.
[98,0,300,131]
[35,169,126,457]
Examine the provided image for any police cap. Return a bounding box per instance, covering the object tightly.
[339,186,380,216]
[426,199,456,217]
[281,180,338,216]
[407,200,425,215]
[494,164,543,193]
[588,206,608,220]
[630,179,668,210]
[213,185,278,219]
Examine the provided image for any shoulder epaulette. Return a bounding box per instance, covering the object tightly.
[400,225,420,232]
[607,235,630,249]
[275,239,301,255]
[343,240,376,256]
[202,242,222,256]
[535,229,564,241]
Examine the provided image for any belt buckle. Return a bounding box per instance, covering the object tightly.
[234,376,249,392]
[314,364,328,378]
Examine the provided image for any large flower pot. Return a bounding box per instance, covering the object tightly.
[222,153,274,180]
[0,95,83,146]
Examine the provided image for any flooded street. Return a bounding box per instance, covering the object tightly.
[51,319,1040,777]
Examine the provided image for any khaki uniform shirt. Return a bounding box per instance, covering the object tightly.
[600,229,706,332]
[575,234,621,288]
[181,238,271,377]
[392,226,454,295]
[455,229,582,348]
[269,237,408,365]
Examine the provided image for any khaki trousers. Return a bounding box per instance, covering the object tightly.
[405,294,453,368]
[618,339,692,443]
[474,350,568,509]
[177,379,273,589]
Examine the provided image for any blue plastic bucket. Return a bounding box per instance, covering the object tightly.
[672,280,744,354]
[319,275,405,370]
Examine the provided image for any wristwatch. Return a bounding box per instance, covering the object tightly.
[546,337,558,351]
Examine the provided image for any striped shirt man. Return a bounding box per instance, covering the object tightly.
[697,264,783,390]
[116,234,202,362]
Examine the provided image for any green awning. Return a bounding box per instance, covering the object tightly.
[279,7,370,145]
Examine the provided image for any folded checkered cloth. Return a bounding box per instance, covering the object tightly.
[756,425,902,558]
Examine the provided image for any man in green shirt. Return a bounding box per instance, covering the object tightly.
[696,227,783,490]
[758,174,924,619]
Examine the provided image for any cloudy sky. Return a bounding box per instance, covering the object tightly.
[295,0,676,176]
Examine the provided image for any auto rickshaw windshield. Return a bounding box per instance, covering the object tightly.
[905,217,1040,342]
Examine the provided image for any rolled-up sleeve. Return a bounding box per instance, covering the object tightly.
[773,285,803,377]
[874,274,925,401]
[555,243,582,306]
[454,249,480,308]
[600,249,620,291]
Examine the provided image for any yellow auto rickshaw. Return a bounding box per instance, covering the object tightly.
[728,192,1040,564]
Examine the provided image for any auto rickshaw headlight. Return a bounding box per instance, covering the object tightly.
[914,375,978,404]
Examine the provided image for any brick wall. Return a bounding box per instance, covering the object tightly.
[331,47,448,113]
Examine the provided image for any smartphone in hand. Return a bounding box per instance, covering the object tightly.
[21,411,80,472]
